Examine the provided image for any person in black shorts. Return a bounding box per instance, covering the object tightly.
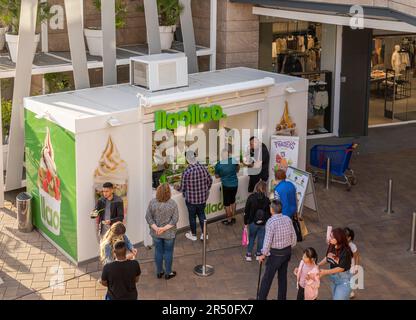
[247,137,270,193]
[215,148,240,225]
[100,240,141,300]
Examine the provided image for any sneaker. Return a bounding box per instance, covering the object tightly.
[157,272,165,279]
[255,253,262,261]
[185,232,197,241]
[245,253,252,262]
[200,234,209,241]
[165,271,177,280]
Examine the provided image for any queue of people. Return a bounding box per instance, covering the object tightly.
[93,133,360,301]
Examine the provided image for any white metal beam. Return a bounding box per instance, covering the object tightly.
[179,0,198,73]
[143,0,162,54]
[252,6,416,33]
[102,0,117,85]
[65,0,90,89]
[5,0,38,191]
[0,82,4,207]
[40,0,48,53]
[210,0,217,71]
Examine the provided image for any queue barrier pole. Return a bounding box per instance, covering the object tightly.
[410,212,416,254]
[325,158,331,190]
[194,220,214,277]
[385,178,394,214]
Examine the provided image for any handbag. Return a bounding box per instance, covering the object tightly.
[241,226,249,247]
[292,215,303,242]
[299,217,309,238]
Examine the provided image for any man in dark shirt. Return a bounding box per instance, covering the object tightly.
[247,137,270,193]
[100,241,141,300]
[94,182,124,237]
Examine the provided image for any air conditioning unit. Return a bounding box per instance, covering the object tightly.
[130,53,188,92]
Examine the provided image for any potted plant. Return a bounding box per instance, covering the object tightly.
[0,0,52,63]
[44,72,73,94]
[138,0,183,50]
[84,0,128,57]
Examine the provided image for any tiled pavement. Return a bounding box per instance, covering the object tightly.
[1,129,416,300]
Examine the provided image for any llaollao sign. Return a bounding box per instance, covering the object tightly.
[155,104,226,131]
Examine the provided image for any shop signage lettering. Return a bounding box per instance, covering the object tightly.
[40,194,60,235]
[155,104,226,131]
[205,201,224,215]
[205,196,245,215]
[274,140,296,150]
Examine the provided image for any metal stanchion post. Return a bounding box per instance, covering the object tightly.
[325,158,331,190]
[194,220,214,277]
[410,212,416,253]
[385,179,394,214]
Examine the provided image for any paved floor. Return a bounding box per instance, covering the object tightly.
[1,126,416,300]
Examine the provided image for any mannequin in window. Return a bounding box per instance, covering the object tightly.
[391,45,402,76]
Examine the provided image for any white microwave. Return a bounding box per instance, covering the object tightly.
[130,53,188,92]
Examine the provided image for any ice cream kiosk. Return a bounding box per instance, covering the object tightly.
[24,65,309,264]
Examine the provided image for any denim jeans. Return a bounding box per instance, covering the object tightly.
[329,271,352,300]
[247,223,265,255]
[186,202,206,235]
[258,246,292,300]
[153,237,175,275]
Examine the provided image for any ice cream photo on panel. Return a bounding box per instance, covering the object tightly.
[94,136,128,222]
[38,127,61,236]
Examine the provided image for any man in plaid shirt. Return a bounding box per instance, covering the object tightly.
[178,151,213,241]
[257,199,297,300]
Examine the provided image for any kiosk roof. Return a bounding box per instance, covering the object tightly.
[24,67,306,129]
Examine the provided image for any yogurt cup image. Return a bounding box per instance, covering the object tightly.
[37,127,61,236]
[94,136,128,222]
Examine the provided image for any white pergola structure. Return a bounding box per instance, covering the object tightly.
[0,0,218,206]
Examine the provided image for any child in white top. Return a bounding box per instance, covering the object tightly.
[345,227,360,299]
[293,247,320,300]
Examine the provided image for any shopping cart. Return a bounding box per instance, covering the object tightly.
[309,143,359,191]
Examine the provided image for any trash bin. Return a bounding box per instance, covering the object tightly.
[17,192,33,233]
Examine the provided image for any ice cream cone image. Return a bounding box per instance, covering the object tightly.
[94,136,128,222]
[276,101,296,132]
[37,127,61,236]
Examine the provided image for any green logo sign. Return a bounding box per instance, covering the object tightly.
[40,192,61,236]
[155,104,226,131]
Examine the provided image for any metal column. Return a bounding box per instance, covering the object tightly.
[143,0,162,54]
[179,0,198,73]
[64,0,90,89]
[5,0,38,191]
[102,0,117,85]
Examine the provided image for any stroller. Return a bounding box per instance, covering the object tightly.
[309,143,359,191]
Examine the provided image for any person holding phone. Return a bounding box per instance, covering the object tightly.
[318,228,353,300]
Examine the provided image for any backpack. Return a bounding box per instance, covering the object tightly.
[254,207,267,225]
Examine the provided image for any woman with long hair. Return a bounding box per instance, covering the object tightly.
[243,180,271,261]
[318,228,353,300]
[100,222,137,265]
[145,183,179,280]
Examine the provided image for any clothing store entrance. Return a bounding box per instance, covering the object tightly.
[369,31,416,126]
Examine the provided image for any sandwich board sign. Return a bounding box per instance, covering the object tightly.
[285,166,319,218]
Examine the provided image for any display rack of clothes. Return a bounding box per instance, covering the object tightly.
[383,68,412,120]
[272,31,318,57]
[276,50,306,74]
[290,70,332,135]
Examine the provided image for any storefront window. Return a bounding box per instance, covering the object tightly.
[369,34,416,125]
[151,110,258,189]
[259,18,336,136]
